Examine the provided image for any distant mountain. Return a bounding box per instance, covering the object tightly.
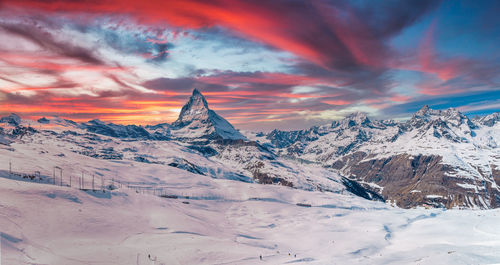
[7,90,246,141]
[476,112,500,127]
[262,106,500,209]
[171,89,246,140]
[2,96,500,209]
[81,119,152,139]
[0,113,37,139]
[0,113,21,126]
[0,93,352,200]
[37,116,78,127]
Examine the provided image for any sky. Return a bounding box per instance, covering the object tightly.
[0,0,499,131]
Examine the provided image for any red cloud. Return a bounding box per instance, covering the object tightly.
[0,0,446,129]
[5,0,431,70]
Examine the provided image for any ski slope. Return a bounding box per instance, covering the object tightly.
[2,98,500,264]
[1,163,500,264]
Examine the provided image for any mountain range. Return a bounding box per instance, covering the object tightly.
[1,89,499,209]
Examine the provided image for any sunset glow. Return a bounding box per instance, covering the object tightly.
[0,0,499,130]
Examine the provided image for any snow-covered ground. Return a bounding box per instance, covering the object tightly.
[1,158,500,265]
[2,97,500,264]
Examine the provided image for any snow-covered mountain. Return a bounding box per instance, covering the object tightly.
[3,98,500,263]
[476,112,500,127]
[0,113,21,126]
[260,105,500,209]
[171,89,246,140]
[0,90,361,202]
[1,90,500,209]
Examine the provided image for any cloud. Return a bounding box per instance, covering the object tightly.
[1,0,497,130]
[0,22,104,65]
[4,0,439,71]
[380,90,500,118]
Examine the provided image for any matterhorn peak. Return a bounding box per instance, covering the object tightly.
[171,89,246,140]
[173,89,210,127]
[190,88,209,109]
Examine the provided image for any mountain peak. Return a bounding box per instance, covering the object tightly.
[190,88,208,107]
[416,105,430,116]
[338,112,371,128]
[173,89,209,127]
[409,105,475,130]
[478,112,500,127]
[0,113,21,126]
[346,112,369,121]
[171,89,246,140]
[412,106,464,120]
[192,88,202,96]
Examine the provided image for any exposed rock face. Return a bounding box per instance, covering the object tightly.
[171,89,246,140]
[168,158,205,175]
[332,152,500,208]
[244,160,293,187]
[341,177,384,202]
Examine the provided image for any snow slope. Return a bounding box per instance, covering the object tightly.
[1,165,500,264]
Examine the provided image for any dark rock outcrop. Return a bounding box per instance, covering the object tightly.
[0,113,21,126]
[333,152,500,209]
